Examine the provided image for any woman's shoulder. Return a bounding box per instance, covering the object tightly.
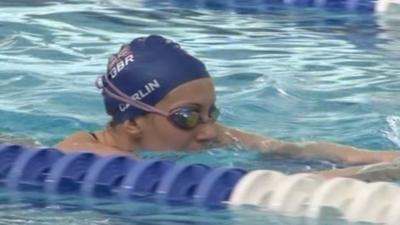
[55,131,132,156]
[59,131,95,143]
[55,131,104,153]
[55,131,95,150]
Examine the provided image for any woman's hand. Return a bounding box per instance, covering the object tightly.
[290,141,399,166]
[316,160,400,181]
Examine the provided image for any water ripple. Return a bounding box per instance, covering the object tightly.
[1,1,400,224]
[0,0,399,154]
[384,116,400,148]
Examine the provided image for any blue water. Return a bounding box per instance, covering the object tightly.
[1,0,400,224]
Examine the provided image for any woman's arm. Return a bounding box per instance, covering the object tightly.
[216,124,399,166]
[56,132,136,157]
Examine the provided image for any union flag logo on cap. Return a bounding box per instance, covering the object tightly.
[107,45,135,79]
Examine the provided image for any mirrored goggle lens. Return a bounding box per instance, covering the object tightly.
[169,105,220,130]
[209,105,220,122]
[169,108,201,130]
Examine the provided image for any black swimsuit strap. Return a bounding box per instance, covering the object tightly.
[89,132,98,141]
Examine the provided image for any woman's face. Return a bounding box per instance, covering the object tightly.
[135,77,218,151]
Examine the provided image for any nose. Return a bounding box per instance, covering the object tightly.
[195,121,218,144]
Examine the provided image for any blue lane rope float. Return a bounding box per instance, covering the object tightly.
[2,144,400,224]
[6,148,64,191]
[156,163,211,202]
[80,155,134,198]
[281,0,374,11]
[0,144,243,206]
[193,167,246,206]
[0,144,27,183]
[118,160,174,199]
[45,152,98,194]
[151,0,376,13]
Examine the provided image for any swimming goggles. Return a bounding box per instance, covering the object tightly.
[96,74,220,130]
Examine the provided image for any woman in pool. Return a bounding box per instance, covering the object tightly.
[56,35,399,178]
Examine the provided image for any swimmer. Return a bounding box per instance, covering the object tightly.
[56,35,399,178]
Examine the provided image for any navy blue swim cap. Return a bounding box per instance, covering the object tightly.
[101,35,210,123]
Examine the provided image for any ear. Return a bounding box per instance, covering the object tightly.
[122,119,142,137]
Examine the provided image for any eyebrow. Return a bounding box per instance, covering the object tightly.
[171,101,216,111]
[172,103,201,111]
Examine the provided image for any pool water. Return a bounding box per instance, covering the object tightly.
[0,0,400,224]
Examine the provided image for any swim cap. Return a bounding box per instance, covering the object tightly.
[101,35,210,123]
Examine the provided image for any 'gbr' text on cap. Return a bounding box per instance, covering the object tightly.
[109,54,134,79]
